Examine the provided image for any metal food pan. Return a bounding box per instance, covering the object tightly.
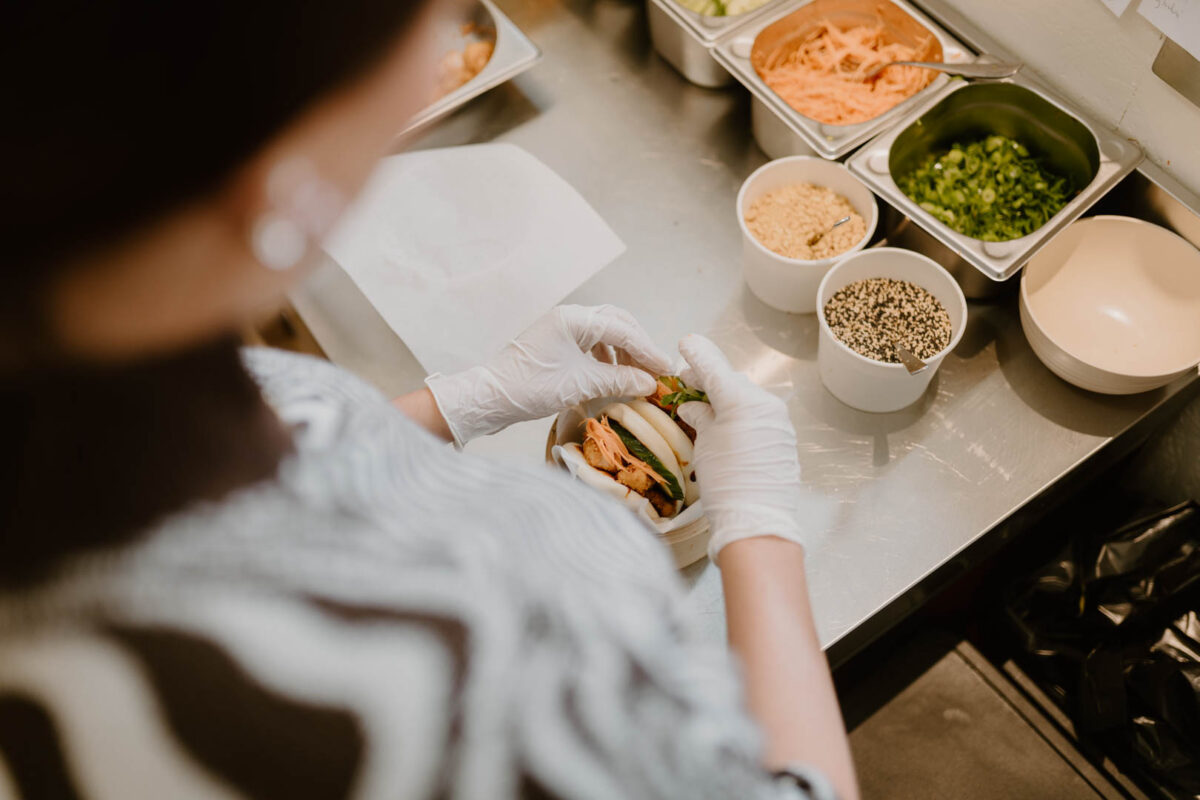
[400,0,541,136]
[846,77,1144,283]
[713,0,972,160]
[647,0,790,87]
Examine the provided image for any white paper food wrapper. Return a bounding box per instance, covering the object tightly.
[550,397,705,535]
[323,143,626,375]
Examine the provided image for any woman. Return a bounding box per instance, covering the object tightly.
[0,2,858,799]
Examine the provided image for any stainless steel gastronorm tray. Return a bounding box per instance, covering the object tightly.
[846,75,1144,282]
[712,0,972,159]
[400,0,541,136]
[646,0,791,87]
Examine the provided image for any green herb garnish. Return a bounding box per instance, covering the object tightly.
[896,135,1077,242]
[657,376,708,413]
[608,418,685,502]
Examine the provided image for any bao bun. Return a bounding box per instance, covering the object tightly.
[557,400,699,522]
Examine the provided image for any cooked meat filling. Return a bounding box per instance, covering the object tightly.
[645,486,676,518]
[615,466,655,495]
[581,417,677,517]
[582,436,618,472]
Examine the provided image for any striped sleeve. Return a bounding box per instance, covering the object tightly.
[0,349,835,800]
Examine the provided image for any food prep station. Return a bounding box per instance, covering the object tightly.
[293,0,1200,666]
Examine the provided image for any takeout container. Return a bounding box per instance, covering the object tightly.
[847,77,1144,283]
[817,247,967,412]
[547,398,711,569]
[713,0,972,159]
[1019,216,1200,395]
[738,156,878,313]
[646,0,786,88]
[400,0,541,136]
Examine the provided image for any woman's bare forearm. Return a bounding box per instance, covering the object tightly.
[392,388,453,442]
[720,537,860,800]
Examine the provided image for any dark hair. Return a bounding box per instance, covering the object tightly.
[0,1,433,583]
[1,0,427,285]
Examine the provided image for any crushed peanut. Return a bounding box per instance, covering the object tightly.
[744,182,867,260]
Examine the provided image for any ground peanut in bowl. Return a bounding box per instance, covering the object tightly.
[823,277,951,363]
[744,182,867,260]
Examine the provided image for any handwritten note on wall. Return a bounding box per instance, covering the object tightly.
[1139,0,1200,61]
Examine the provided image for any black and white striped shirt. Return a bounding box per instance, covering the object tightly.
[0,349,832,800]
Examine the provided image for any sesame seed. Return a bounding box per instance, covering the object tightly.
[823,277,952,363]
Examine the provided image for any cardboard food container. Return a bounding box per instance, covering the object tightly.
[546,397,711,569]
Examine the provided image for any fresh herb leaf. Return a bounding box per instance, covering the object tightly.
[656,376,709,412]
[608,419,685,502]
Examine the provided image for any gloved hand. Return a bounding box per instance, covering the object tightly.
[426,305,673,447]
[675,335,807,565]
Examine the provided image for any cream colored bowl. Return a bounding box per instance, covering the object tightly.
[1020,216,1200,394]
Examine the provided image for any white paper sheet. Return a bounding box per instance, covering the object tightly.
[324,144,625,375]
[1139,0,1200,61]
[1099,0,1133,16]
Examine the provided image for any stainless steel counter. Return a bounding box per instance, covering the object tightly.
[291,0,1200,665]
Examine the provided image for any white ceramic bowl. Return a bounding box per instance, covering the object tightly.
[1020,216,1200,395]
[817,247,968,413]
[738,157,878,314]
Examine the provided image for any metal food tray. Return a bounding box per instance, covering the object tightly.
[646,0,791,87]
[711,0,972,160]
[647,0,789,46]
[400,0,541,136]
[846,74,1144,282]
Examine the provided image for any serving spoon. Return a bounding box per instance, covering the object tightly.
[863,60,1022,81]
[807,215,852,248]
[894,341,929,375]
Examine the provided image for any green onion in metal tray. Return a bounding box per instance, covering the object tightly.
[896,135,1078,242]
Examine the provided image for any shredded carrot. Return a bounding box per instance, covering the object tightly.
[756,19,936,125]
[584,417,666,487]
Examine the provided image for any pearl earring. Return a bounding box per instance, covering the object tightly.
[251,211,308,271]
[249,158,346,272]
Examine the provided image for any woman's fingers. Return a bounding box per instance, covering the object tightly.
[590,364,658,399]
[590,342,617,365]
[563,305,673,376]
[678,334,738,410]
[676,401,715,433]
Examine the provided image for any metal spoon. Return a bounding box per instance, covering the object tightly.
[894,341,929,375]
[807,215,852,247]
[864,60,1022,81]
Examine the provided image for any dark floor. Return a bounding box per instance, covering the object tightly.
[840,633,1126,799]
[834,445,1197,800]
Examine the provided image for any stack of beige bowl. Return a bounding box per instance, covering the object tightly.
[1020,216,1200,395]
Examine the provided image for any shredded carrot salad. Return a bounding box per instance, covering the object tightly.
[756,19,936,125]
[584,417,666,486]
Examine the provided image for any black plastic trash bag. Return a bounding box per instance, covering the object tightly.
[1006,501,1200,798]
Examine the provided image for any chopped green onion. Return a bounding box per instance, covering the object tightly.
[896,135,1077,242]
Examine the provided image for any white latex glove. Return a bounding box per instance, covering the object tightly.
[675,335,807,565]
[426,305,673,447]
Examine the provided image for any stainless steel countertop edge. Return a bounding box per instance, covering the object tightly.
[820,369,1200,661]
